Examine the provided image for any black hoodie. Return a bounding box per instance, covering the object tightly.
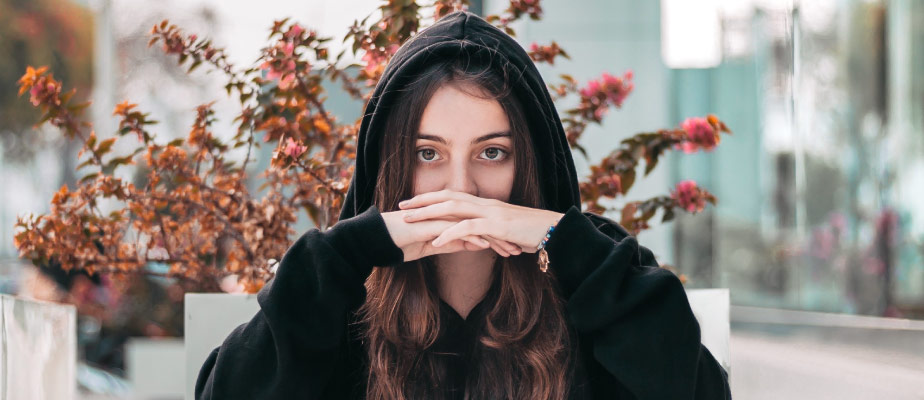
[195,10,730,399]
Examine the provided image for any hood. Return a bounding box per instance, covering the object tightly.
[339,10,580,221]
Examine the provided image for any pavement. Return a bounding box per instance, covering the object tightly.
[730,328,924,399]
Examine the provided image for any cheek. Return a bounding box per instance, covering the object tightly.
[475,163,515,202]
[412,167,440,196]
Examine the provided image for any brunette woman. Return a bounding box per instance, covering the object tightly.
[196,10,730,400]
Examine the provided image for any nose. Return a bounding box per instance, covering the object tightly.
[445,158,478,196]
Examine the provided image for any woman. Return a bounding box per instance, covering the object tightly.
[196,10,730,400]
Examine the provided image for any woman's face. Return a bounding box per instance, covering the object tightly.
[413,84,516,201]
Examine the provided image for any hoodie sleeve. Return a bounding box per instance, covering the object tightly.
[545,206,731,399]
[194,205,404,400]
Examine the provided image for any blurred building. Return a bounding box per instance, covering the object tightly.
[490,0,923,318]
[498,2,924,395]
[664,0,924,318]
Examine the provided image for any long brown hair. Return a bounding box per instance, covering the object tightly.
[356,48,574,399]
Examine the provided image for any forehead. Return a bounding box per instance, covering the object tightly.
[418,84,510,142]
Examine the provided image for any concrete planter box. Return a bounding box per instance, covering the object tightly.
[183,294,260,400]
[184,288,730,399]
[686,288,731,371]
[0,294,76,400]
[126,337,185,399]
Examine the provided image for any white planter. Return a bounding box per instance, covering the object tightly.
[126,337,184,399]
[0,294,76,400]
[183,293,260,400]
[686,288,731,372]
[183,288,730,399]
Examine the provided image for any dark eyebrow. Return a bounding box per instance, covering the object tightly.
[417,131,512,145]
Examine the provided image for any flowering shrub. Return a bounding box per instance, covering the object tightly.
[0,0,93,162]
[14,0,730,292]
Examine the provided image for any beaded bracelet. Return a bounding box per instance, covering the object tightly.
[536,225,555,273]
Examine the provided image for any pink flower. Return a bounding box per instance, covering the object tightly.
[362,45,397,75]
[29,84,43,106]
[579,70,633,108]
[283,137,307,158]
[530,42,539,52]
[679,117,718,153]
[362,51,382,74]
[671,180,706,213]
[29,80,60,106]
[601,72,633,107]
[285,24,305,39]
[579,80,600,98]
[278,73,297,90]
[261,59,297,89]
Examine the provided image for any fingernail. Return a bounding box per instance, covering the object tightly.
[480,238,489,246]
[399,200,409,208]
[404,211,416,219]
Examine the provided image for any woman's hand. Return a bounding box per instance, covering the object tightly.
[397,189,564,256]
[380,209,499,262]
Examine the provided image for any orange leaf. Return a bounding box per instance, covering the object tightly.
[96,138,117,155]
[313,116,331,135]
[113,101,137,116]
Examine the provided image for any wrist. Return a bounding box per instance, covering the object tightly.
[550,211,565,227]
[537,211,563,248]
[323,205,404,270]
[535,210,565,273]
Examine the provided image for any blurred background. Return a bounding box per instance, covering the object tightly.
[1,0,922,398]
